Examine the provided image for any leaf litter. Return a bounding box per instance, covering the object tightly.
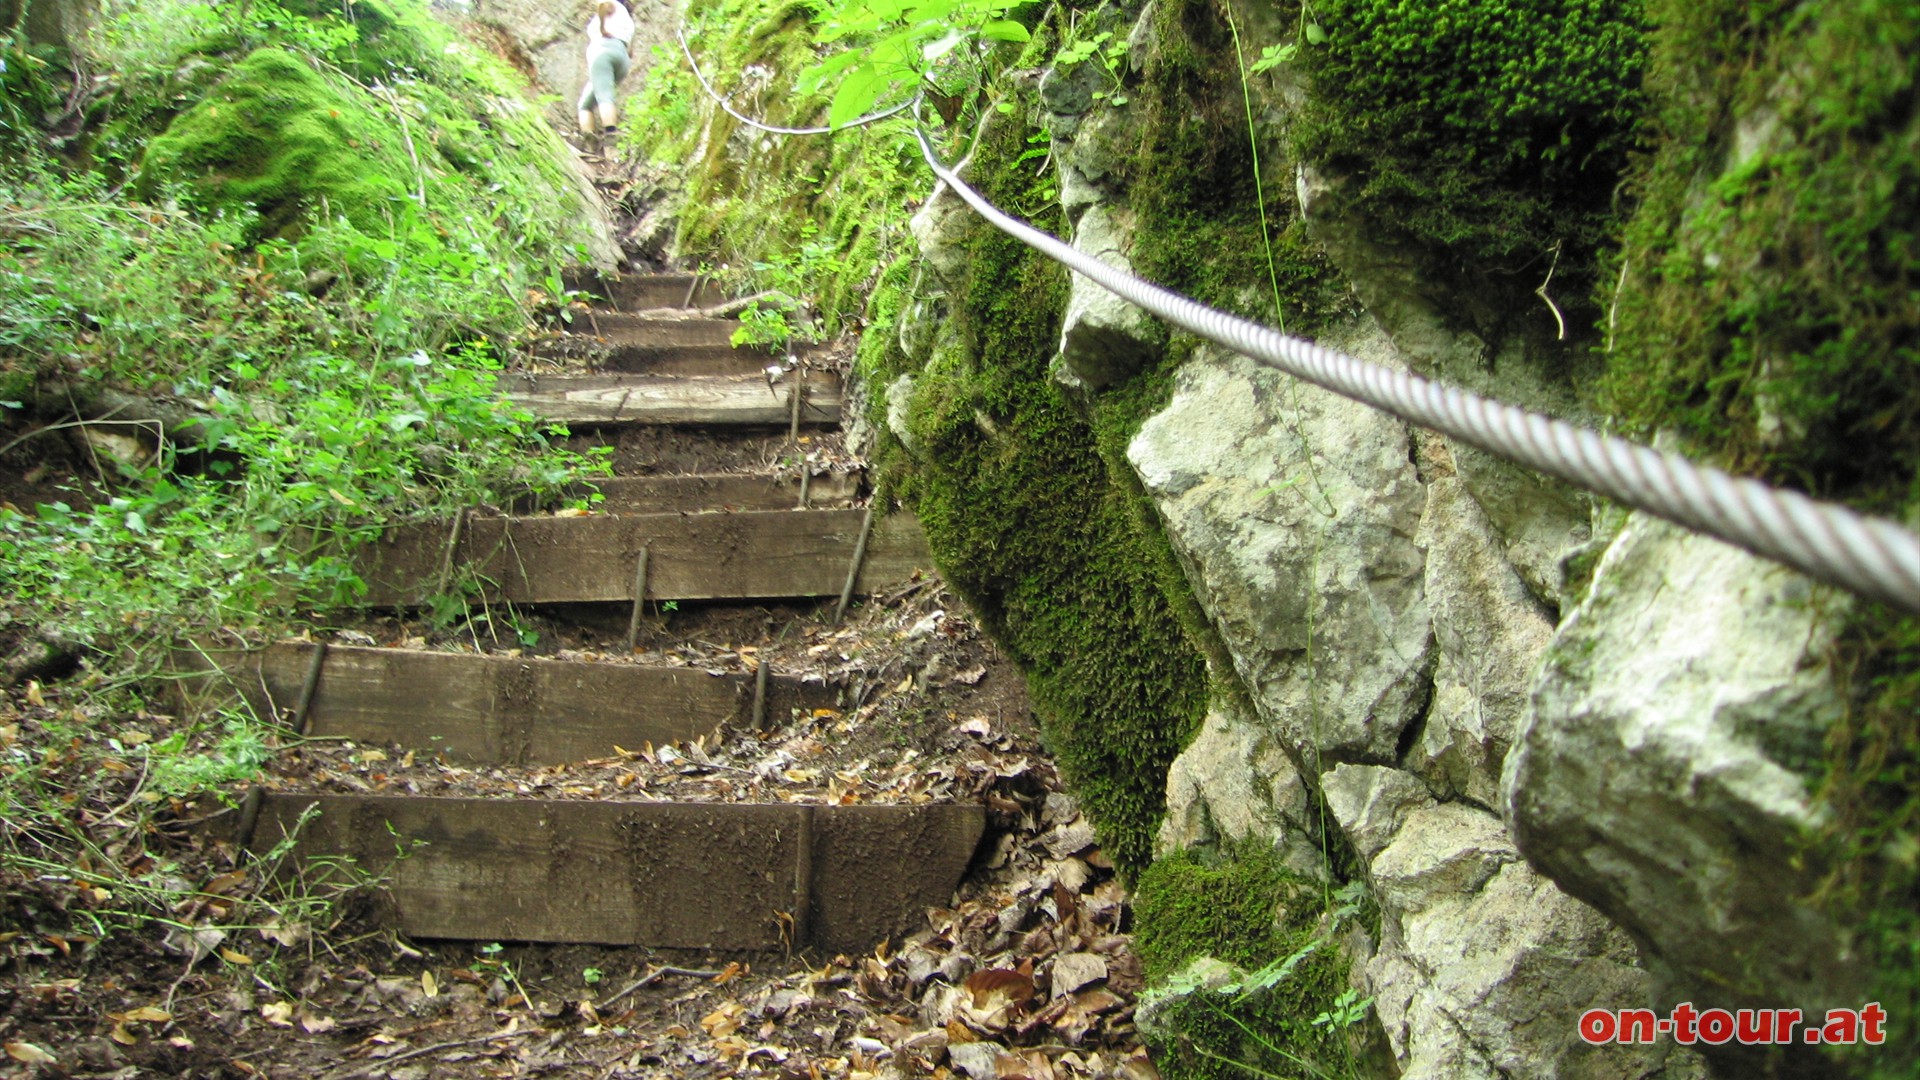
[1,580,1158,1078]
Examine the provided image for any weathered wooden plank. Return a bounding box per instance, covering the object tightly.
[579,472,863,514]
[506,372,841,427]
[357,509,931,606]
[561,270,727,311]
[247,794,984,952]
[177,643,837,764]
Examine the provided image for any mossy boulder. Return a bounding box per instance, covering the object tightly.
[867,93,1211,874]
[135,46,413,235]
[1132,846,1370,1080]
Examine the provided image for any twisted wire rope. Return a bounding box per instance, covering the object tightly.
[665,35,1920,615]
[675,27,913,135]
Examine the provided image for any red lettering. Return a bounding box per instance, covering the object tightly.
[1775,1008,1803,1045]
[1671,1002,1699,1044]
[1697,1008,1735,1044]
[1735,1008,1771,1044]
[1579,1009,1616,1044]
[1822,1009,1860,1045]
[1618,1008,1658,1044]
[1861,1002,1886,1045]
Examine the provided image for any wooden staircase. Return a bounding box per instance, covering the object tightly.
[190,273,980,956]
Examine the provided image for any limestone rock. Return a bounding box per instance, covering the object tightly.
[1335,793,1703,1079]
[1054,205,1159,397]
[1157,706,1326,881]
[1319,764,1432,864]
[1505,512,1864,1013]
[1298,160,1592,604]
[1128,328,1431,762]
[1450,443,1591,604]
[910,178,977,284]
[1410,478,1554,807]
[884,373,919,455]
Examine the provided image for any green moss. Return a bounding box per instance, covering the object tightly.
[1296,0,1646,307]
[1134,846,1357,1080]
[127,4,600,261]
[1602,0,1920,505]
[1123,0,1351,330]
[135,47,413,235]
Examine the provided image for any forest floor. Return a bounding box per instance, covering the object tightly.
[0,138,1160,1079]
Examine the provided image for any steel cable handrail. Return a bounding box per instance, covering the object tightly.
[663,34,1920,615]
[907,114,1920,616]
[675,28,914,135]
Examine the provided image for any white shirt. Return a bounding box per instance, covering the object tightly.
[584,2,635,47]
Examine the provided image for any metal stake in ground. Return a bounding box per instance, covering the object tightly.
[432,509,468,600]
[787,368,805,446]
[289,641,330,738]
[623,545,652,653]
[833,506,876,625]
[751,659,769,730]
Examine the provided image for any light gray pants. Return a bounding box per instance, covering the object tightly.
[578,38,631,117]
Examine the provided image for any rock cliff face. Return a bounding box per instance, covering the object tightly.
[881,0,1903,1074]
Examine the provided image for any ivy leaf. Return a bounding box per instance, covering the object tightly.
[980,19,1030,43]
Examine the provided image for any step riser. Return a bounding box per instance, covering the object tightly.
[528,347,770,379]
[357,510,930,606]
[553,316,742,347]
[178,643,837,766]
[561,270,728,311]
[245,794,984,953]
[508,373,842,428]
[567,473,863,515]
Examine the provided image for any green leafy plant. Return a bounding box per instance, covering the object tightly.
[1052,27,1130,106]
[797,0,1035,128]
[731,302,797,351]
[1248,3,1327,74]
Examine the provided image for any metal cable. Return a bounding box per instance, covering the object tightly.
[676,28,913,136]
[911,114,1920,616]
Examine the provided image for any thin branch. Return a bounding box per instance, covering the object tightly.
[596,965,722,1012]
[1535,239,1567,341]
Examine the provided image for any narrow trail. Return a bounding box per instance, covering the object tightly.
[151,159,1161,1077]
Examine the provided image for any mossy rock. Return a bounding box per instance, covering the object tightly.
[135,46,413,236]
[1134,846,1363,1080]
[1294,0,1647,313]
[863,96,1210,874]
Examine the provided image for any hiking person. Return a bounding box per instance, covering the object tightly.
[577,0,634,138]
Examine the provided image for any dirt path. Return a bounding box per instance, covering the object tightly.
[0,154,1157,1079]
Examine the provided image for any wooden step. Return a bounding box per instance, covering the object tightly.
[357,509,931,606]
[177,643,837,765]
[507,372,840,427]
[579,471,863,514]
[243,794,984,952]
[561,270,727,311]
